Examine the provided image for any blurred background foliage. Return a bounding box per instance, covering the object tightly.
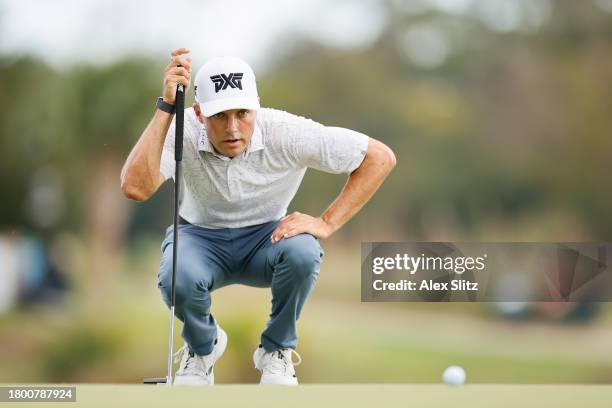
[1,0,612,384]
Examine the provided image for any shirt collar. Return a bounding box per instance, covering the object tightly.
[198,121,264,160]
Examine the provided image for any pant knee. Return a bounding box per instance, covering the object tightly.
[158,262,212,308]
[277,234,323,281]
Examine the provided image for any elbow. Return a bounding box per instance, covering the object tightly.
[375,142,396,174]
[357,139,397,176]
[120,163,156,201]
[121,179,150,202]
[384,145,397,171]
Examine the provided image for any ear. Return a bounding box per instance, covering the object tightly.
[192,103,205,124]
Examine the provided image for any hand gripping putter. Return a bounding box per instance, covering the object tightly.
[144,81,185,386]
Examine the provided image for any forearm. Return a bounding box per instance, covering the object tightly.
[120,109,173,200]
[321,138,396,235]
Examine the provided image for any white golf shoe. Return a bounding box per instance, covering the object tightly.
[253,344,302,385]
[173,326,227,385]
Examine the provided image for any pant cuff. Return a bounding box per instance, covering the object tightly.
[261,334,295,353]
[189,332,217,356]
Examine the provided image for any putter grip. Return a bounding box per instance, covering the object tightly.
[174,85,185,162]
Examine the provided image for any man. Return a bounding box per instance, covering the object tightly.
[120,48,396,385]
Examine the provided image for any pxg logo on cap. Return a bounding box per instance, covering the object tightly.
[194,56,260,117]
[210,73,244,93]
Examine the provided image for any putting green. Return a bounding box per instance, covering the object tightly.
[1,384,611,407]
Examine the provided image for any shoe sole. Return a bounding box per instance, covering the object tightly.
[260,375,298,386]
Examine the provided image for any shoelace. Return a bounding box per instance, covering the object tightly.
[173,345,208,376]
[263,348,302,375]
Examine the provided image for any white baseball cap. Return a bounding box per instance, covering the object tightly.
[193,56,260,117]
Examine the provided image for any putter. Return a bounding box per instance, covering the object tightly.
[144,80,185,386]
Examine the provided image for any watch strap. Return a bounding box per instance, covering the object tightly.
[156,97,176,114]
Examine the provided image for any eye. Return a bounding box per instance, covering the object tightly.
[213,112,225,119]
[238,109,249,118]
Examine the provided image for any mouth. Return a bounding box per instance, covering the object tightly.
[223,138,241,146]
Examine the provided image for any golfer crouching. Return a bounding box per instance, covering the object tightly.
[120,48,396,385]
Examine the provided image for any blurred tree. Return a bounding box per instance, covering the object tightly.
[259,0,612,239]
[66,58,165,299]
[1,0,612,251]
[0,57,67,228]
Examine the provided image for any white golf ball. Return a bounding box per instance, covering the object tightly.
[442,365,466,386]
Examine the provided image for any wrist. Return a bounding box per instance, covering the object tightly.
[319,216,338,238]
[156,97,176,114]
[154,108,173,120]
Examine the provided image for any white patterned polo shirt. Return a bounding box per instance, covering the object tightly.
[160,107,369,229]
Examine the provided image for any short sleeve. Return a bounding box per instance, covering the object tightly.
[273,112,369,174]
[160,118,175,181]
[300,126,369,174]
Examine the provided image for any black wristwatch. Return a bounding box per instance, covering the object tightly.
[156,97,176,114]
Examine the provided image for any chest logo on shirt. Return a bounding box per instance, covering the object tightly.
[210,73,244,93]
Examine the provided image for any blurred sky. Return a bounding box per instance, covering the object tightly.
[4,0,607,72]
[0,0,388,71]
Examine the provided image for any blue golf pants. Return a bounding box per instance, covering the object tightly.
[157,219,324,356]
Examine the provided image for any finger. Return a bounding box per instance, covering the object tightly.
[165,61,183,73]
[170,48,190,57]
[170,56,192,69]
[280,215,303,231]
[276,220,296,234]
[276,218,290,230]
[166,66,190,78]
[271,227,288,243]
[166,60,191,74]
[282,225,308,240]
[167,75,190,88]
[272,220,303,242]
[283,228,302,239]
[271,228,282,243]
[280,213,296,224]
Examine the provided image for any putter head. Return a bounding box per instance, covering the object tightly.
[143,377,167,385]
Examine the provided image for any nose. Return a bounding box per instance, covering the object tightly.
[226,114,239,133]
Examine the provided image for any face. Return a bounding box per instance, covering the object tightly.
[194,104,256,158]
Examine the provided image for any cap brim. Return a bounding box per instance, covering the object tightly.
[201,98,260,117]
